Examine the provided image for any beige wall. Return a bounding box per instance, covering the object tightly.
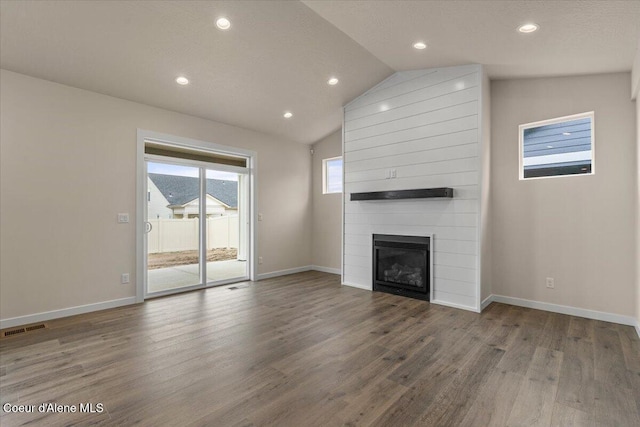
[0,69,312,321]
[311,130,342,271]
[633,45,640,99]
[491,73,637,317]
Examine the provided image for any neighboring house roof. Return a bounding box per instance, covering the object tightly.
[148,173,238,208]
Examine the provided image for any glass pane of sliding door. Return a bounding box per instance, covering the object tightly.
[205,169,249,284]
[146,161,201,294]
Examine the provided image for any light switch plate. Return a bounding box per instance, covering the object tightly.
[117,213,129,223]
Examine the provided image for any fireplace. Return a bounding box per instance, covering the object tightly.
[372,234,430,301]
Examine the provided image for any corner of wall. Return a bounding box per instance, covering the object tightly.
[633,44,640,334]
[632,42,640,100]
[480,68,493,307]
[310,130,343,272]
[635,73,640,335]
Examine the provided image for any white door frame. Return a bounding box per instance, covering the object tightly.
[136,129,257,303]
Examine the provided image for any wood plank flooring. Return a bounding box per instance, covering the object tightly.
[1,271,639,426]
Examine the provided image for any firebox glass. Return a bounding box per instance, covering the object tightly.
[376,247,426,289]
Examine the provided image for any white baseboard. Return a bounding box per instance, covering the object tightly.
[341,281,372,291]
[635,319,640,339]
[0,297,137,330]
[490,294,639,337]
[311,265,341,275]
[481,295,495,311]
[257,266,312,280]
[431,299,479,313]
[256,265,340,280]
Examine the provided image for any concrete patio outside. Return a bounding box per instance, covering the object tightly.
[147,259,247,293]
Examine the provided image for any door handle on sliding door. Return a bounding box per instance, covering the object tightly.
[144,221,153,233]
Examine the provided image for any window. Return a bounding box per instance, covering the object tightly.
[519,112,594,180]
[323,156,343,194]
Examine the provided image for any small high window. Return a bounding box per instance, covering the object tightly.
[323,156,343,194]
[519,112,594,180]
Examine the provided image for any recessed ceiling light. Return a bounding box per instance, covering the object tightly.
[327,77,339,86]
[283,111,293,119]
[518,23,539,33]
[216,17,231,30]
[547,145,553,149]
[176,76,189,85]
[379,104,390,112]
[563,132,571,136]
[413,41,427,50]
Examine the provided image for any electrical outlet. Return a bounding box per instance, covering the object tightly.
[121,273,130,284]
[117,213,129,223]
[258,213,263,221]
[391,169,397,178]
[258,257,263,265]
[546,277,554,289]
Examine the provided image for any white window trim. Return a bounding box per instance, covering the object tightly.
[322,156,343,194]
[518,111,595,181]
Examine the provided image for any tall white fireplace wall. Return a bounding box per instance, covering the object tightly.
[342,64,491,312]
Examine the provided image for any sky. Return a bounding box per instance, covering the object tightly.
[326,158,343,193]
[148,162,239,181]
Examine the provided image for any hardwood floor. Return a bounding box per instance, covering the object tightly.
[1,271,639,426]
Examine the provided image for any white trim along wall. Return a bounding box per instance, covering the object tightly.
[483,294,639,337]
[0,298,136,330]
[0,265,335,330]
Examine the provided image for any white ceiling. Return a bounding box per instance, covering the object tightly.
[1,1,639,145]
[304,0,640,79]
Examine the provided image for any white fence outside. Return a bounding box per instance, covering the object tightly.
[147,216,239,254]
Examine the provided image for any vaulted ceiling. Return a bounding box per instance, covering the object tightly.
[1,1,639,144]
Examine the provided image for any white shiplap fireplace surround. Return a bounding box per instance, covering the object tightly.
[342,64,491,313]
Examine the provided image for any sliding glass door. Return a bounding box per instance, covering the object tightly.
[144,158,250,297]
[146,161,202,294]
[205,169,248,283]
